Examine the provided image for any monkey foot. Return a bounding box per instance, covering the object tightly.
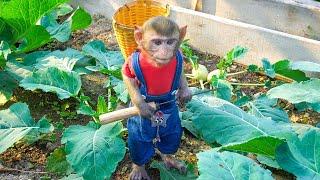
[162,155,187,174]
[129,164,151,180]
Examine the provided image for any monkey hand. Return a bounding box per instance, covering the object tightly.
[177,87,192,108]
[136,100,156,119]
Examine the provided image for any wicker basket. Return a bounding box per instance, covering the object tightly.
[112,0,170,59]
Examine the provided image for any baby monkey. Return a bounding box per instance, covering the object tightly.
[122,16,192,180]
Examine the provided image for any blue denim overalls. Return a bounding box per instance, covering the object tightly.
[127,51,183,166]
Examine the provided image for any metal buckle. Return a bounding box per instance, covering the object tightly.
[171,90,177,95]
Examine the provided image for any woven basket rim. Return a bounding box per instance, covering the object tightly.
[112,0,170,30]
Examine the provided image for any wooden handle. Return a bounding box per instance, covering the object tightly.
[99,102,156,125]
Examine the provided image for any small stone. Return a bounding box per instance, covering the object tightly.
[304,113,310,117]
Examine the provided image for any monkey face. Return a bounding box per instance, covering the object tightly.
[142,30,180,65]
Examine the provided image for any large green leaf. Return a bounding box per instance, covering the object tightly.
[71,7,92,31]
[41,5,91,42]
[82,40,124,69]
[290,61,320,72]
[213,80,233,101]
[150,161,197,180]
[5,60,33,81]
[185,96,295,157]
[61,122,126,180]
[0,102,53,154]
[33,48,84,72]
[0,71,17,105]
[22,50,51,66]
[0,19,13,43]
[40,4,73,42]
[16,25,51,53]
[197,149,273,180]
[248,95,290,122]
[273,59,308,82]
[105,76,129,103]
[276,128,320,179]
[186,96,294,144]
[20,67,81,99]
[77,102,96,117]
[267,79,320,104]
[0,0,69,42]
[223,136,284,158]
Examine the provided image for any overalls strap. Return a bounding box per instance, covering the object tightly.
[132,51,147,96]
[131,51,183,101]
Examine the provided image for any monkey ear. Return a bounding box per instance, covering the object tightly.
[134,26,143,45]
[179,25,187,40]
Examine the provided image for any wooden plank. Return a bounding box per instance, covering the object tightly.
[170,6,320,65]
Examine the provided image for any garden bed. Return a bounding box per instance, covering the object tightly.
[1,14,320,180]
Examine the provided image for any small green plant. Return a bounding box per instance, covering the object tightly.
[181,40,208,89]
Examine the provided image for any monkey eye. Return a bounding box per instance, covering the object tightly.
[167,39,177,45]
[152,39,162,46]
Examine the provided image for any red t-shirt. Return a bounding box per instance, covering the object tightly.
[122,51,177,96]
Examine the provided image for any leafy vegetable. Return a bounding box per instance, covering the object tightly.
[290,61,320,72]
[276,128,320,179]
[184,95,295,157]
[217,46,247,77]
[212,80,233,101]
[20,67,82,100]
[105,76,129,103]
[70,7,92,31]
[16,25,51,53]
[33,48,84,72]
[0,0,69,52]
[273,59,308,82]
[186,96,294,144]
[77,101,96,117]
[82,40,124,69]
[248,95,290,122]
[41,5,92,42]
[0,102,53,154]
[180,39,198,69]
[197,149,273,180]
[62,122,126,180]
[5,60,33,81]
[267,78,320,104]
[223,136,284,158]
